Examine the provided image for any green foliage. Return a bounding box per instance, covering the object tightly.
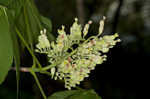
[0,6,13,84]
[10,0,54,49]
[48,90,80,99]
[41,15,54,41]
[48,90,101,99]
[0,0,12,6]
[0,0,55,82]
[68,90,101,99]
[12,32,20,99]
[41,15,52,33]
[0,0,55,98]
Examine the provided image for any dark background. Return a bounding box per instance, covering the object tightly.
[1,0,150,98]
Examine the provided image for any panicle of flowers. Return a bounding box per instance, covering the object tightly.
[35,16,121,90]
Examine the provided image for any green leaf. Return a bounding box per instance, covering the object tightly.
[8,0,25,18]
[48,90,82,99]
[7,8,21,99]
[14,0,54,49]
[14,41,20,99]
[0,6,13,84]
[11,32,20,99]
[41,15,52,33]
[69,90,102,99]
[0,0,12,6]
[40,15,55,41]
[48,90,102,99]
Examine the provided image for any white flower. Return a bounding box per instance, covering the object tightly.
[36,29,50,53]
[99,16,106,35]
[70,18,82,40]
[35,17,120,90]
[51,67,55,78]
[83,20,92,37]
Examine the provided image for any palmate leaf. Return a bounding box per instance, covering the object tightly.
[0,6,13,84]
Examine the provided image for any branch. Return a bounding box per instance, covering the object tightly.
[11,67,30,72]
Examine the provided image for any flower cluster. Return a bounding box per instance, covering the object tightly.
[35,17,120,90]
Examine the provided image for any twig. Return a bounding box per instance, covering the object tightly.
[11,67,30,72]
[30,69,47,99]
